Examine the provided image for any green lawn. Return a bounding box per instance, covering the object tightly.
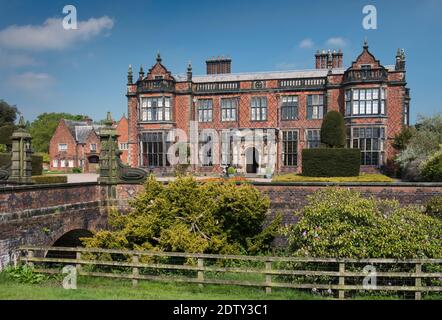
[0,275,323,300]
[272,173,395,183]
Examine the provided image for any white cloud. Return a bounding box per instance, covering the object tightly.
[9,72,56,92]
[0,16,114,51]
[0,50,38,68]
[325,37,348,48]
[299,38,314,49]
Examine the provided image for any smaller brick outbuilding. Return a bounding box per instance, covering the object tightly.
[49,116,129,173]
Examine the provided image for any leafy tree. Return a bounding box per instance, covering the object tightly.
[0,100,18,127]
[83,176,280,255]
[29,113,87,153]
[320,111,346,148]
[0,124,15,147]
[396,114,442,181]
[392,126,415,151]
[421,145,442,182]
[0,100,19,150]
[285,188,442,259]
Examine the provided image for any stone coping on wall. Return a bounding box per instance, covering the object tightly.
[0,180,441,193]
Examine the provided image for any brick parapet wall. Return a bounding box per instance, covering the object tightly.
[0,182,440,266]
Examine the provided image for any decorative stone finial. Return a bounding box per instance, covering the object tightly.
[127,65,133,84]
[187,61,193,81]
[139,65,145,80]
[105,112,113,127]
[156,51,162,63]
[363,38,369,49]
[18,115,26,129]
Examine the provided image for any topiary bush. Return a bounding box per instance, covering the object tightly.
[320,111,346,148]
[83,176,281,255]
[302,149,361,177]
[285,188,442,259]
[426,195,442,220]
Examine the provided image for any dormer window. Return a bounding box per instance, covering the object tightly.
[155,76,164,80]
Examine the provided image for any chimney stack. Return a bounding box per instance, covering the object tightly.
[315,49,343,69]
[206,56,232,75]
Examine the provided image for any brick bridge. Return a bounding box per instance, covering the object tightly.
[0,181,441,266]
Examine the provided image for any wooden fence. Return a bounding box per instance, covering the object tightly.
[18,246,442,300]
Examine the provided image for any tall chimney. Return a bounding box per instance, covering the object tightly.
[206,56,232,75]
[315,49,343,69]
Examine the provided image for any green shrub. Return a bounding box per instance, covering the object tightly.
[4,265,48,284]
[227,167,236,175]
[421,147,442,182]
[285,188,442,259]
[83,176,280,255]
[302,149,361,177]
[72,167,82,173]
[426,195,442,219]
[320,111,346,148]
[33,175,67,184]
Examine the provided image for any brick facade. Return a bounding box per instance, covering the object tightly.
[123,42,409,175]
[49,117,128,173]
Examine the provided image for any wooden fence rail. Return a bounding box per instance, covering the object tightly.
[17,246,442,300]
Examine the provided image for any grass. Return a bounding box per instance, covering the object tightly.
[1,272,439,300]
[272,173,395,183]
[0,274,323,300]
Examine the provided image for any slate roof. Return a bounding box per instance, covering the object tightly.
[63,120,103,144]
[173,65,397,83]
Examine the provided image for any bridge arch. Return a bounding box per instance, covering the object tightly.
[47,229,93,259]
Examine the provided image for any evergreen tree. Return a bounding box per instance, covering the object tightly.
[320,111,346,148]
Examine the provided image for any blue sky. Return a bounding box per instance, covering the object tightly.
[0,0,441,124]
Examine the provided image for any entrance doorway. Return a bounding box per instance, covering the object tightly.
[246,147,259,174]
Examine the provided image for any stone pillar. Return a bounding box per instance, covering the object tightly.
[8,116,33,184]
[98,112,119,184]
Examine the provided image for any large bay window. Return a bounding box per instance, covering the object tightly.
[350,126,386,166]
[140,97,171,122]
[140,132,172,167]
[345,88,386,116]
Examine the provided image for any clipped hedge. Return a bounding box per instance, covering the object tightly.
[32,175,67,184]
[302,148,361,177]
[0,153,43,176]
[0,153,9,168]
[32,155,43,176]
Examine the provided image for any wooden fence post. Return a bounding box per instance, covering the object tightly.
[415,263,422,300]
[265,261,272,294]
[197,258,204,288]
[76,251,82,275]
[338,262,345,300]
[27,249,34,268]
[132,255,139,287]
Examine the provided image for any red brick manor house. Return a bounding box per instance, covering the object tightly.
[126,41,410,175]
